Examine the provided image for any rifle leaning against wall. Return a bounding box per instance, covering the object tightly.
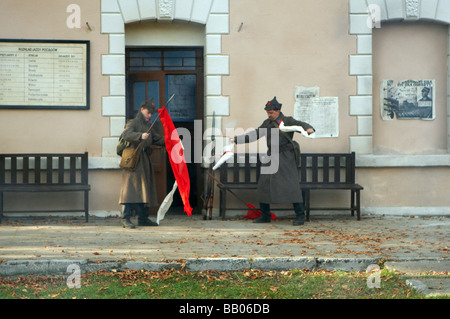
[202,112,216,220]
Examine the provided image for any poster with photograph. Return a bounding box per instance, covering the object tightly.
[380,79,435,120]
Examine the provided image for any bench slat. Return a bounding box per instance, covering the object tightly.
[323,155,329,183]
[299,183,363,190]
[0,184,90,192]
[23,157,30,184]
[81,154,88,184]
[0,157,4,184]
[46,156,53,184]
[334,155,340,183]
[300,155,307,183]
[312,156,318,182]
[218,184,258,189]
[345,154,352,183]
[58,156,65,184]
[34,156,41,184]
[233,154,239,183]
[11,156,17,184]
[70,156,76,184]
[244,153,251,183]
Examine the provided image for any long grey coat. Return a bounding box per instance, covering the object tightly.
[119,112,165,206]
[235,112,314,204]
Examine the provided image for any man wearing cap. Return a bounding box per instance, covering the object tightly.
[232,97,315,225]
[119,100,165,229]
[419,87,432,101]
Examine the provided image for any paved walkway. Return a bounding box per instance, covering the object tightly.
[0,213,448,296]
[1,213,448,262]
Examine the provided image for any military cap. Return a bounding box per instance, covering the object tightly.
[264,96,282,111]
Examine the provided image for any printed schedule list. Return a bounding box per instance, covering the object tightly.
[0,42,88,109]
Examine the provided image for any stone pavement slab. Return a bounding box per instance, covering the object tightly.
[405,278,450,297]
[0,214,448,276]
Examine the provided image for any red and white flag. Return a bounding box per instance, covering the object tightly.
[157,106,193,222]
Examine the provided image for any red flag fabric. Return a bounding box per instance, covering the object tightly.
[158,106,193,216]
[243,203,277,220]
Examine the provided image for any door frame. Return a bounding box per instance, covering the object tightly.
[125,46,204,214]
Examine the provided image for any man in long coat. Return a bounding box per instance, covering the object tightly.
[119,100,165,228]
[233,97,315,225]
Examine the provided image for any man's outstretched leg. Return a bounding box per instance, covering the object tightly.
[254,203,271,223]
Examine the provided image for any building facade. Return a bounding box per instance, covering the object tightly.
[0,0,448,217]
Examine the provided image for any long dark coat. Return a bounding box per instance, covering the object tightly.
[235,112,314,204]
[119,112,165,206]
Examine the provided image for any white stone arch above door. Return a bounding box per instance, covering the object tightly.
[99,0,230,158]
[349,0,450,157]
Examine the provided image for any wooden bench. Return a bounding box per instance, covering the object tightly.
[217,152,363,220]
[0,152,91,223]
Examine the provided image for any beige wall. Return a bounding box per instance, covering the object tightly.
[125,21,205,47]
[0,0,109,157]
[358,167,449,207]
[0,0,448,215]
[222,0,357,153]
[373,22,448,155]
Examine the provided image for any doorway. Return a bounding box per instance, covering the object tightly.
[126,47,204,215]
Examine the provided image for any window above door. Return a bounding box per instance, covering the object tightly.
[127,48,201,72]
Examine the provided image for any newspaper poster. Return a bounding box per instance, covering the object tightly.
[381,80,435,120]
[293,86,320,120]
[294,86,339,138]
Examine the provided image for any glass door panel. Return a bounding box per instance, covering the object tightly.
[165,74,196,121]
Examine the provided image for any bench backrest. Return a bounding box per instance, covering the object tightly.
[0,153,89,185]
[299,153,356,184]
[219,153,261,185]
[218,152,356,185]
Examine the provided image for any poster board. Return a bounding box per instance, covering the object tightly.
[294,86,339,138]
[380,79,435,120]
[0,39,89,110]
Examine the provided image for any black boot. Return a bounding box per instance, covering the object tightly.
[253,203,271,223]
[121,204,135,229]
[293,202,305,226]
[137,204,158,226]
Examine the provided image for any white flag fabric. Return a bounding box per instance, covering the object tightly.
[212,143,235,171]
[279,120,315,138]
[156,180,178,225]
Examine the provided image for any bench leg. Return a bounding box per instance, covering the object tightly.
[84,190,89,222]
[304,190,310,221]
[356,190,361,221]
[220,188,227,220]
[351,190,355,217]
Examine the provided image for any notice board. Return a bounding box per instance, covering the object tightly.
[0,39,89,110]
